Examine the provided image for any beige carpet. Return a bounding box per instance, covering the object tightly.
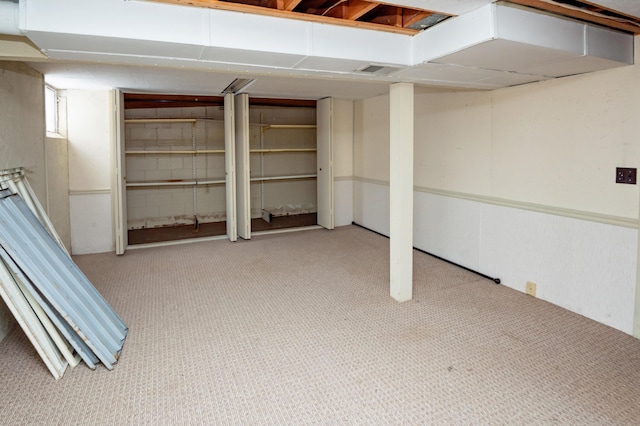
[0,225,639,424]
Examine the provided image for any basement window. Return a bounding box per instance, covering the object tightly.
[45,85,58,134]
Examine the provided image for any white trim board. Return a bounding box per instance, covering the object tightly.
[352,176,638,229]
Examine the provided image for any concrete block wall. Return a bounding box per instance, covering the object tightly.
[124,106,226,229]
[248,106,317,217]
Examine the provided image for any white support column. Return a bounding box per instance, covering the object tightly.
[224,93,238,242]
[634,201,640,338]
[389,82,414,302]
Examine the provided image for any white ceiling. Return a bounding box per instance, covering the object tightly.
[3,0,638,100]
[29,61,395,100]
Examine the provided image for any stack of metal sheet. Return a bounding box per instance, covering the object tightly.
[0,168,127,379]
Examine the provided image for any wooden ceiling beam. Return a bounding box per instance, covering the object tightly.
[391,7,402,27]
[282,0,301,11]
[344,0,379,21]
[367,6,402,27]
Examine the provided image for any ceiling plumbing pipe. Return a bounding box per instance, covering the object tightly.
[0,2,20,36]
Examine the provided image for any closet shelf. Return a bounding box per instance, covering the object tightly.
[125,150,225,155]
[126,179,225,188]
[249,148,316,153]
[249,174,317,182]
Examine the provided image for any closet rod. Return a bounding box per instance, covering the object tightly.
[126,180,226,187]
[125,150,225,155]
[249,174,317,182]
[249,148,316,153]
[124,118,197,124]
[261,124,317,131]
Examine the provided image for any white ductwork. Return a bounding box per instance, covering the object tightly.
[412,3,633,78]
[15,0,636,91]
[0,1,20,36]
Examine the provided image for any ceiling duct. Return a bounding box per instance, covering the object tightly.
[0,1,20,36]
[221,78,255,94]
[357,64,402,75]
[413,3,634,79]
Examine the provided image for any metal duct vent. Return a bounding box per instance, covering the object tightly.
[357,65,402,75]
[221,78,255,94]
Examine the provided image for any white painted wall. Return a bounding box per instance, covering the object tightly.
[0,61,46,342]
[353,96,390,235]
[352,44,640,334]
[333,99,354,227]
[45,135,71,250]
[64,90,114,254]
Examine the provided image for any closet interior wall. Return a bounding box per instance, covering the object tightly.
[123,106,227,234]
[248,105,317,221]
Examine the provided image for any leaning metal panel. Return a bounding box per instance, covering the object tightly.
[0,191,127,369]
[0,257,68,379]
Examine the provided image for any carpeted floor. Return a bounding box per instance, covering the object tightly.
[0,225,639,424]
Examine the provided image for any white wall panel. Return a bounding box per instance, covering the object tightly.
[45,136,71,251]
[491,63,640,218]
[70,193,113,254]
[413,89,492,194]
[334,179,353,227]
[63,89,114,254]
[65,90,112,193]
[480,203,637,334]
[413,191,482,272]
[353,179,389,236]
[353,97,390,183]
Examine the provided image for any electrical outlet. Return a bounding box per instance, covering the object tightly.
[525,281,537,297]
[616,167,637,184]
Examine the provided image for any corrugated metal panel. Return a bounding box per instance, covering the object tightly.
[9,265,81,368]
[0,167,69,255]
[0,246,99,369]
[0,191,127,369]
[0,257,68,379]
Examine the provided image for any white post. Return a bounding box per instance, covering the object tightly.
[224,93,238,242]
[634,200,640,337]
[389,82,414,302]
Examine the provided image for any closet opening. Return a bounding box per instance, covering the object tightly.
[248,100,318,234]
[121,93,319,245]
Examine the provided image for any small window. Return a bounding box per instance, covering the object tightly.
[45,85,58,134]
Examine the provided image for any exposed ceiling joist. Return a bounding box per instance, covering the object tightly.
[146,0,640,35]
[147,0,452,35]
